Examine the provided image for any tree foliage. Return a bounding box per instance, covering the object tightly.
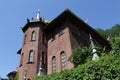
[69,47,92,67]
[96,24,120,38]
[33,50,120,80]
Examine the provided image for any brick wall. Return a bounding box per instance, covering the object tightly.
[47,24,74,74]
[18,23,47,80]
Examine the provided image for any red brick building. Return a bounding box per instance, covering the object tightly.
[16,9,111,80]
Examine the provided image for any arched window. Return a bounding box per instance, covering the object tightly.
[52,56,57,72]
[60,52,66,70]
[31,31,35,41]
[28,50,34,62]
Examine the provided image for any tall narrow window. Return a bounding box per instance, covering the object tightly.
[61,52,66,70]
[31,31,35,41]
[52,56,57,72]
[28,50,34,63]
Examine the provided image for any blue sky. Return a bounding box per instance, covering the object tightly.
[0,0,120,78]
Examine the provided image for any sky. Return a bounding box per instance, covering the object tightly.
[0,0,120,78]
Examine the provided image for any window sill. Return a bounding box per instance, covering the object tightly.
[30,40,36,42]
[27,62,34,64]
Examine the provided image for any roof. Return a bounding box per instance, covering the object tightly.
[44,9,111,49]
[22,20,47,33]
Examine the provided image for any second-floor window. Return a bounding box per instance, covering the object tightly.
[28,50,34,63]
[31,31,36,41]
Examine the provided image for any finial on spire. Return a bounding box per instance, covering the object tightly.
[37,9,40,20]
[85,18,89,23]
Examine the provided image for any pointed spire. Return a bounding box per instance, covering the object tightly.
[89,34,95,49]
[37,9,40,20]
[89,34,99,60]
[38,57,43,76]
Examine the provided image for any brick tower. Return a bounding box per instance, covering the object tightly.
[17,10,47,80]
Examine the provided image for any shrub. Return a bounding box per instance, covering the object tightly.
[33,50,120,80]
[69,47,92,67]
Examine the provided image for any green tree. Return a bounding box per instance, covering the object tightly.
[96,24,120,38]
[69,47,92,67]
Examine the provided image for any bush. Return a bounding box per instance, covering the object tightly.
[33,36,120,80]
[69,47,92,67]
[33,50,120,80]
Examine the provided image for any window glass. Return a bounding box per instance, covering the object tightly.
[29,50,33,62]
[31,31,35,41]
[52,56,57,72]
[61,52,66,70]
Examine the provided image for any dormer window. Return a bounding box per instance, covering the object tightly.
[31,31,36,41]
